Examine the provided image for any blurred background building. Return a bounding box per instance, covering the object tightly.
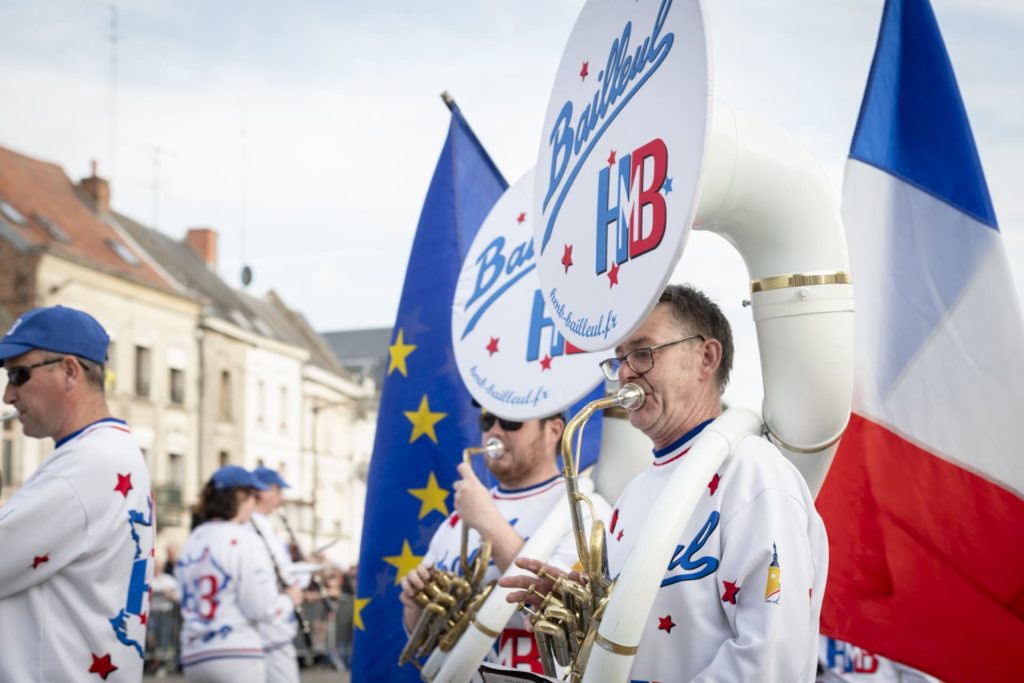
[0,145,378,569]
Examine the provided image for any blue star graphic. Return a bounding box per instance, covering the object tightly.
[374,569,392,598]
[663,177,673,195]
[401,307,430,344]
[416,521,440,550]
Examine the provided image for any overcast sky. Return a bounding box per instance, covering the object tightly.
[1,0,1021,409]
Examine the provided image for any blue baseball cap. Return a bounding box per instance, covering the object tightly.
[0,306,110,367]
[211,465,268,491]
[253,466,291,489]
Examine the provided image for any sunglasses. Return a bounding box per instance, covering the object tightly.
[5,357,90,387]
[479,413,523,432]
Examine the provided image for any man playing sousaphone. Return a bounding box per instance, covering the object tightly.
[502,285,829,681]
[399,406,611,675]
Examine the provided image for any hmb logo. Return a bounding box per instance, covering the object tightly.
[595,138,668,275]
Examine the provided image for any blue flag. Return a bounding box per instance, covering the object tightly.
[351,105,508,682]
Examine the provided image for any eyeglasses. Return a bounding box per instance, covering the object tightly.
[599,334,705,381]
[479,413,523,432]
[4,356,90,387]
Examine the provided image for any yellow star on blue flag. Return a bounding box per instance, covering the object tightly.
[404,395,447,444]
[408,472,450,519]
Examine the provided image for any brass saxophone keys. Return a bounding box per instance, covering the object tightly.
[398,540,498,669]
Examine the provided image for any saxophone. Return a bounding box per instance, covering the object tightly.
[398,437,504,671]
[522,383,645,681]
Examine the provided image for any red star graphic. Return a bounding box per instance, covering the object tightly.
[561,244,573,273]
[88,653,118,680]
[608,261,620,288]
[708,473,721,495]
[114,472,133,498]
[616,529,624,542]
[580,61,589,80]
[658,614,676,633]
[722,580,741,605]
[609,508,619,533]
[449,513,460,528]
[230,538,238,546]
[139,612,149,627]
[607,149,616,166]
[486,337,500,356]
[516,211,526,224]
[539,355,552,371]
[31,554,50,569]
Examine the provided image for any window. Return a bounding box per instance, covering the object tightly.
[218,451,229,467]
[279,386,288,432]
[32,213,70,242]
[2,440,13,485]
[0,199,25,225]
[169,368,184,405]
[168,453,185,488]
[256,380,265,425]
[106,341,117,392]
[219,370,232,421]
[134,346,151,398]
[107,239,141,266]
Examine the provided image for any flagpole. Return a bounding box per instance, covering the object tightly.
[441,90,456,111]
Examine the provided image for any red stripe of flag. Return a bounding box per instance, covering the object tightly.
[817,413,1024,681]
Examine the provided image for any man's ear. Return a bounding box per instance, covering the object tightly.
[62,355,81,388]
[699,339,723,383]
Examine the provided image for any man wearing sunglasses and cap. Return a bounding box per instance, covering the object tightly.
[0,305,155,681]
[399,407,611,675]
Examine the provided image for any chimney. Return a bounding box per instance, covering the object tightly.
[186,227,218,268]
[79,159,111,214]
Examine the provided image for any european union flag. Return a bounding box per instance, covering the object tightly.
[352,103,508,681]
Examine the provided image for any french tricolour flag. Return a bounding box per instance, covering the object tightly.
[816,0,1024,680]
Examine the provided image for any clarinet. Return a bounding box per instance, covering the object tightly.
[251,518,315,664]
[277,512,338,614]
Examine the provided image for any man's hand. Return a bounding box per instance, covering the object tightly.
[284,584,304,606]
[498,557,583,608]
[398,563,433,632]
[453,462,502,537]
[453,463,525,572]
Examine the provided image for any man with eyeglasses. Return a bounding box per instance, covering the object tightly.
[399,407,610,675]
[0,305,155,682]
[502,284,827,682]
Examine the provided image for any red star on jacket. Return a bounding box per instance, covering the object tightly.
[516,211,526,224]
[708,473,721,495]
[114,472,133,498]
[540,355,552,370]
[608,261,620,288]
[616,529,624,542]
[658,614,676,633]
[139,612,149,626]
[561,244,574,273]
[580,61,589,80]
[88,653,118,680]
[31,554,49,569]
[722,580,741,605]
[607,149,617,166]
[486,337,500,356]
